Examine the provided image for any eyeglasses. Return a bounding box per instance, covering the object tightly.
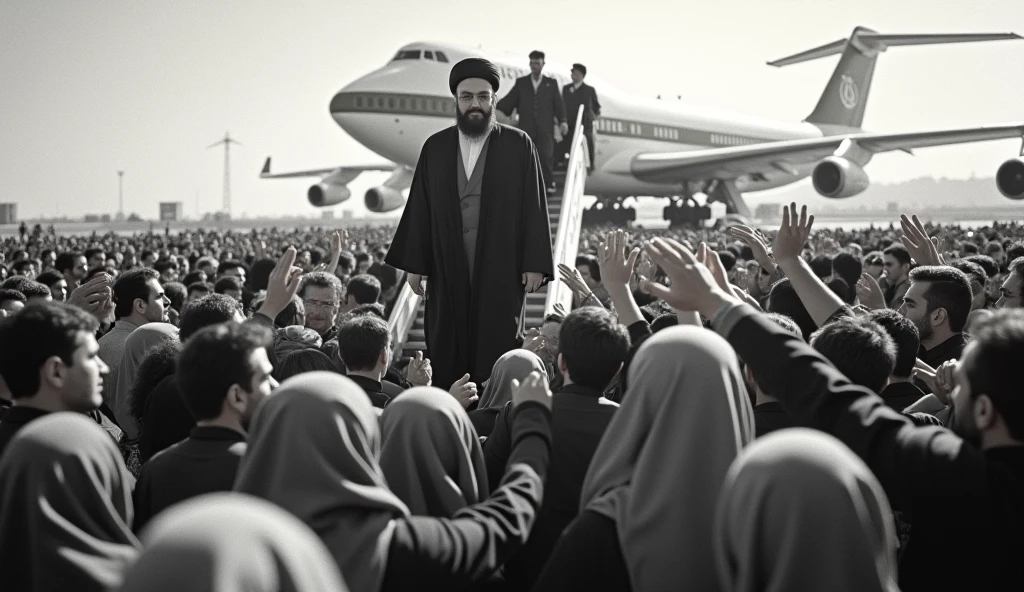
[458,93,493,105]
[303,299,338,309]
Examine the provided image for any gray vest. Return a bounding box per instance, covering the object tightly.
[456,137,490,281]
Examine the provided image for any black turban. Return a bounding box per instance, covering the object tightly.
[449,58,500,96]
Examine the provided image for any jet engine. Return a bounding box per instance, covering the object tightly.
[307,183,351,207]
[811,156,870,199]
[365,186,406,213]
[996,158,1024,200]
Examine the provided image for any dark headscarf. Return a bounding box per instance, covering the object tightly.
[0,413,140,591]
[120,493,349,592]
[449,57,500,96]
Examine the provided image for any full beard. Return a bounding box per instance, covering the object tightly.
[457,106,495,139]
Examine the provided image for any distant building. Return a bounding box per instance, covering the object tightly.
[342,210,354,220]
[0,203,16,225]
[159,202,184,221]
[321,210,335,220]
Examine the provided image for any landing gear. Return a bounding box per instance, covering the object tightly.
[704,179,752,218]
[582,196,637,227]
[662,193,712,229]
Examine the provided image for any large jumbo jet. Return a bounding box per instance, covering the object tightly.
[261,27,1024,218]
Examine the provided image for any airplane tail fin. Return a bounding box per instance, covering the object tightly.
[768,27,1022,130]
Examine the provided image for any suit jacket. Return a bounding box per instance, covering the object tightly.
[496,75,567,139]
[562,82,601,127]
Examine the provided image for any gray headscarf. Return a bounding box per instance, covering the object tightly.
[380,387,488,517]
[0,413,140,592]
[111,322,179,439]
[120,492,348,592]
[478,349,547,410]
[234,372,410,592]
[714,429,900,592]
[581,326,755,592]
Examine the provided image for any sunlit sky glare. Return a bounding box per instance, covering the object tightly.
[2,0,1023,219]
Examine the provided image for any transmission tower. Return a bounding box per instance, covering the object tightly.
[207,132,242,217]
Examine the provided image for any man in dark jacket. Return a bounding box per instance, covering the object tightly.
[560,63,601,171]
[496,50,567,195]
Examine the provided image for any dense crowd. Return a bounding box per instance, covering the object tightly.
[1,206,1023,591]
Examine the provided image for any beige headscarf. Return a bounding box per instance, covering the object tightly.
[234,372,410,592]
[581,325,755,592]
[120,493,348,592]
[111,322,179,439]
[380,387,489,517]
[478,349,547,410]
[714,429,900,592]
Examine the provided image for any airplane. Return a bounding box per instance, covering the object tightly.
[261,26,1024,219]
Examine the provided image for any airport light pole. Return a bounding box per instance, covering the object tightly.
[117,170,124,221]
[208,132,242,218]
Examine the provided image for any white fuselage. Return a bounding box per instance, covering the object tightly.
[331,41,826,199]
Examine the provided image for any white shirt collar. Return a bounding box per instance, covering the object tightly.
[458,130,486,177]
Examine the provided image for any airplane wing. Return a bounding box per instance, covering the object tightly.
[259,157,396,181]
[629,122,1024,184]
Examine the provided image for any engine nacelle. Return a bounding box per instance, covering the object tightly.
[307,183,351,207]
[365,186,406,213]
[811,156,871,199]
[996,158,1024,200]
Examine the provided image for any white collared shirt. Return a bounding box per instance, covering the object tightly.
[532,75,542,92]
[459,130,486,177]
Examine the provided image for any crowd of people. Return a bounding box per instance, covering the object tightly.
[0,205,1023,591]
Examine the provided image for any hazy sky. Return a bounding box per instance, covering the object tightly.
[2,0,1023,219]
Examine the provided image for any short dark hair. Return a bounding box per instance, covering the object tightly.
[84,248,104,261]
[0,289,27,307]
[214,276,242,295]
[346,274,381,305]
[868,309,920,378]
[338,252,355,273]
[178,294,242,341]
[12,259,35,274]
[832,253,862,290]
[909,266,973,333]
[217,260,247,276]
[809,255,833,279]
[85,266,118,283]
[529,50,545,60]
[336,315,390,372]
[949,260,987,290]
[571,63,587,76]
[274,348,338,382]
[17,281,50,301]
[182,270,207,286]
[960,242,979,255]
[827,277,856,305]
[883,245,911,266]
[55,251,83,274]
[163,282,187,311]
[863,251,884,267]
[348,302,386,320]
[558,307,630,390]
[247,258,277,292]
[746,313,803,389]
[810,318,896,393]
[965,310,1024,439]
[250,293,304,328]
[574,254,601,282]
[963,255,999,278]
[1010,256,1024,276]
[2,276,34,294]
[177,322,272,420]
[651,313,678,333]
[1005,242,1024,264]
[187,282,211,297]
[112,268,159,319]
[35,270,64,288]
[298,271,342,301]
[767,278,816,341]
[0,302,99,398]
[717,250,736,273]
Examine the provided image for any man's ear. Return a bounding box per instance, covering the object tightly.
[557,353,567,374]
[932,307,948,328]
[40,356,66,391]
[133,297,147,316]
[974,393,999,431]
[225,384,246,415]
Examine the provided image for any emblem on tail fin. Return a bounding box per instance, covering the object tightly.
[839,74,858,109]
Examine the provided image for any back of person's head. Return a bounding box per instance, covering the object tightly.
[961,241,979,255]
[179,294,243,341]
[0,289,27,312]
[809,255,833,279]
[252,293,305,328]
[949,260,987,290]
[162,282,187,311]
[345,274,381,305]
[883,244,911,266]
[128,340,181,425]
[1005,242,1024,265]
[336,315,390,372]
[0,302,100,399]
[909,266,973,333]
[113,268,159,319]
[247,258,277,291]
[868,309,920,379]
[298,271,342,300]
[177,322,273,421]
[832,252,862,289]
[717,250,736,273]
[214,276,242,295]
[35,270,64,289]
[217,260,247,276]
[963,255,999,279]
[985,241,1004,258]
[348,302,386,319]
[826,277,856,305]
[965,309,1024,440]
[863,251,884,268]
[651,313,678,333]
[274,348,337,382]
[764,312,803,339]
[767,279,816,340]
[85,265,118,283]
[19,281,51,301]
[810,318,896,393]
[2,276,33,293]
[182,270,207,286]
[558,307,630,390]
[54,251,82,274]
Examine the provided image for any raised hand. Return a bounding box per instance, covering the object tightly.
[900,214,944,266]
[696,242,732,296]
[856,272,886,310]
[405,351,433,387]
[511,370,552,410]
[913,359,957,406]
[258,247,304,320]
[557,263,592,300]
[773,203,814,263]
[67,274,114,321]
[449,373,478,409]
[599,229,639,287]
[727,224,776,273]
[642,237,735,316]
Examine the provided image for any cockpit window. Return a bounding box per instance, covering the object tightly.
[435,51,449,63]
[393,50,422,61]
[424,50,434,60]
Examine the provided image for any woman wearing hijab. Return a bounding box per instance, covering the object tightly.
[110,322,179,439]
[380,386,488,517]
[471,349,547,437]
[714,429,900,592]
[234,371,552,592]
[0,413,140,592]
[119,493,348,592]
[533,326,756,592]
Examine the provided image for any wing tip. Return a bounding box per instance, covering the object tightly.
[260,157,271,177]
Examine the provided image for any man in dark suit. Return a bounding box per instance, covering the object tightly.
[560,63,601,172]
[497,50,567,195]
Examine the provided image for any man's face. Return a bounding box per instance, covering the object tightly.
[42,252,56,268]
[883,255,908,284]
[570,69,583,84]
[529,58,544,76]
[951,343,982,448]
[997,271,1023,309]
[576,265,600,290]
[970,279,987,311]
[143,278,170,322]
[221,267,246,285]
[71,256,88,281]
[239,347,277,430]
[456,78,495,139]
[224,289,243,303]
[50,280,68,302]
[357,260,371,275]
[60,332,109,412]
[199,262,215,276]
[303,285,340,335]
[161,268,179,283]
[16,263,36,279]
[865,262,884,281]
[899,281,933,341]
[757,266,773,293]
[87,252,105,269]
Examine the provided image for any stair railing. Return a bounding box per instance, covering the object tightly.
[544,105,589,317]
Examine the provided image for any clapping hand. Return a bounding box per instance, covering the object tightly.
[913,359,957,406]
[405,351,433,387]
[449,373,478,408]
[900,214,944,266]
[773,203,814,263]
[67,274,114,321]
[511,370,552,410]
[856,273,886,310]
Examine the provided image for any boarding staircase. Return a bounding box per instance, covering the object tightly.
[388,107,590,361]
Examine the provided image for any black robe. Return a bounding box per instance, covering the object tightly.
[386,124,554,391]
